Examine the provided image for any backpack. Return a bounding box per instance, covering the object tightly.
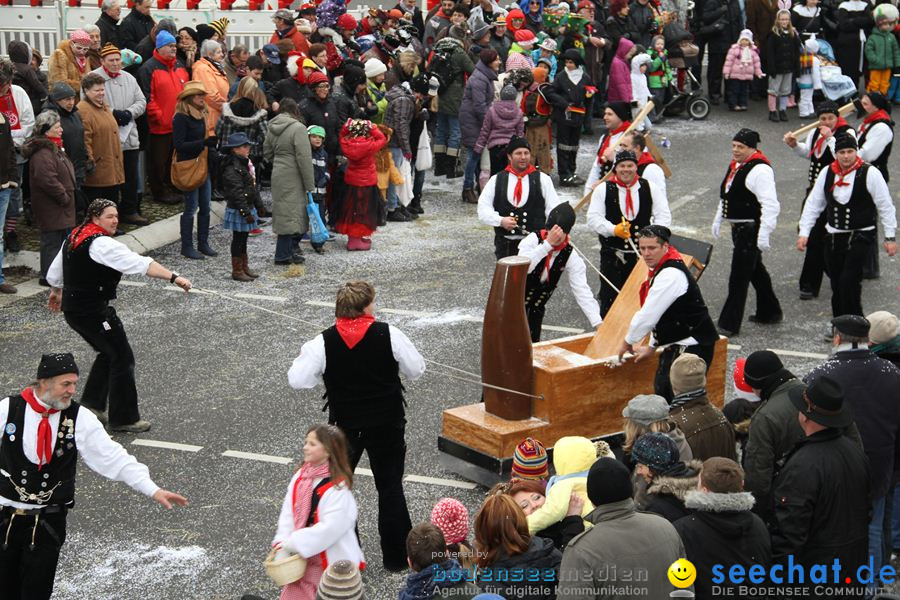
[426,42,459,93]
[522,85,553,127]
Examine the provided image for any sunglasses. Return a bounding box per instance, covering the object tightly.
[73,44,89,52]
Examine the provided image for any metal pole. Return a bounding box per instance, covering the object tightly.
[56,0,66,43]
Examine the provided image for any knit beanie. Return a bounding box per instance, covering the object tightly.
[500,84,518,101]
[669,353,707,395]
[742,350,783,389]
[867,311,900,345]
[307,71,329,87]
[342,65,367,90]
[511,437,548,480]
[337,13,358,32]
[155,30,177,50]
[532,66,547,83]
[308,125,326,138]
[196,23,216,44]
[700,457,744,493]
[586,457,632,506]
[631,432,680,474]
[430,498,470,545]
[364,58,387,79]
[316,560,365,600]
[733,127,760,148]
[100,43,121,58]
[69,29,91,45]
[515,29,536,46]
[49,82,76,101]
[731,358,759,402]
[834,133,857,152]
[606,100,632,123]
[209,17,230,38]
[505,135,530,155]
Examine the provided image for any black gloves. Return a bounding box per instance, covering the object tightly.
[112,109,132,126]
[205,136,218,148]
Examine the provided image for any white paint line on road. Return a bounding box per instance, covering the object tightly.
[727,344,742,351]
[669,187,711,212]
[306,300,335,308]
[233,292,288,303]
[380,307,437,317]
[119,280,148,288]
[542,324,585,334]
[222,450,293,465]
[355,467,374,477]
[132,439,203,453]
[768,348,829,360]
[404,474,478,490]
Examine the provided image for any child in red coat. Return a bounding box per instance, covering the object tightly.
[335,119,387,251]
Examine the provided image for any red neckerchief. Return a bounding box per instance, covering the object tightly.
[639,246,683,306]
[829,156,864,192]
[68,222,109,250]
[860,109,891,135]
[637,151,655,167]
[152,49,176,69]
[0,90,21,131]
[505,164,537,207]
[103,66,120,79]
[436,7,451,19]
[21,387,59,470]
[538,229,569,282]
[608,175,638,219]
[810,117,850,157]
[47,136,64,149]
[335,314,376,349]
[724,150,770,187]
[597,121,630,163]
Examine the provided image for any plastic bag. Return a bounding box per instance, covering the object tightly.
[416,128,433,171]
[306,192,329,245]
[397,158,413,207]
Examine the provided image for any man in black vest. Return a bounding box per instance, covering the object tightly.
[783,101,856,300]
[477,136,563,259]
[0,353,186,600]
[45,199,192,432]
[711,128,782,337]
[287,280,425,572]
[587,150,671,317]
[619,132,667,206]
[798,134,898,317]
[618,225,719,401]
[857,92,895,281]
[517,202,602,342]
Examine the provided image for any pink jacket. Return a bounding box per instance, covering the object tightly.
[722,43,764,81]
[606,38,634,103]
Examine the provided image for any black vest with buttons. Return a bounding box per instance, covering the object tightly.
[493,170,546,246]
[719,158,767,222]
[0,395,80,507]
[823,164,877,231]
[525,235,573,312]
[650,259,719,346]
[858,118,893,182]
[600,178,653,251]
[61,231,122,315]
[807,124,853,187]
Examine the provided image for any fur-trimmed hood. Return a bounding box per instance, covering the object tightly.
[684,490,755,512]
[646,460,703,501]
[220,102,268,125]
[22,136,63,159]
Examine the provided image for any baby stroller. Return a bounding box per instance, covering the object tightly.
[661,27,711,119]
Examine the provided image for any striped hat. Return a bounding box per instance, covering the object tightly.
[511,437,548,480]
[100,43,121,58]
[209,17,230,38]
[316,560,364,600]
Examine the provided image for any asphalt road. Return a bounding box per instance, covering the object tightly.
[0,100,897,599]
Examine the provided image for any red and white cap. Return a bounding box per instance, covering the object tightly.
[732,358,759,403]
[514,29,537,46]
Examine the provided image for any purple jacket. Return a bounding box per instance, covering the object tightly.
[459,61,499,149]
[606,37,634,103]
[474,99,525,154]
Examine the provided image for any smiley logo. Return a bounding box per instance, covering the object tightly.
[668,559,696,588]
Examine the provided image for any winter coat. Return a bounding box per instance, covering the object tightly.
[701,0,743,53]
[635,459,702,522]
[138,51,189,135]
[477,536,561,600]
[220,152,263,215]
[630,53,653,104]
[605,13,640,57]
[806,348,900,499]
[192,58,230,136]
[300,95,341,159]
[4,85,35,152]
[41,98,88,184]
[526,437,597,535]
[770,428,870,592]
[674,490,772,600]
[668,391,738,461]
[0,117,18,188]
[399,559,480,600]
[505,44,535,71]
[424,10,452,49]
[722,42,765,80]
[557,499,686,600]
[270,26,309,54]
[22,137,76,232]
[561,20,611,86]
[436,38,476,116]
[629,0,661,48]
[550,67,593,125]
[119,9,154,52]
[490,33,512,66]
[865,27,900,70]
[607,37,634,102]
[835,0,874,79]
[534,515,584,552]
[792,4,830,40]
[384,85,415,154]
[339,122,387,187]
[48,40,89,94]
[215,101,268,164]
[473,99,524,153]
[77,98,124,187]
[646,49,673,87]
[90,66,146,151]
[269,77,309,106]
[172,111,206,162]
[331,81,367,126]
[264,112,315,236]
[459,61,499,148]
[96,11,121,48]
[374,126,403,198]
[766,30,802,76]
[8,41,47,117]
[746,0,779,59]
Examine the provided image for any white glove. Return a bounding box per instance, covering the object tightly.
[711,216,722,239]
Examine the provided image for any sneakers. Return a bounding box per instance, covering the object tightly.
[0,282,17,294]
[110,419,151,433]
[387,209,411,222]
[249,228,264,236]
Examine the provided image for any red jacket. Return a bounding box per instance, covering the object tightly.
[138,50,189,135]
[340,123,386,187]
[270,27,309,55]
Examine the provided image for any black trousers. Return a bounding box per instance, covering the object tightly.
[799,212,827,296]
[824,230,875,317]
[654,342,716,403]
[120,149,141,216]
[707,52,727,100]
[84,184,121,205]
[488,145,509,175]
[63,305,140,426]
[341,421,412,571]
[147,133,176,201]
[717,222,781,334]
[493,237,522,260]
[555,120,582,179]
[0,508,67,600]
[526,303,546,343]
[598,247,638,318]
[38,229,67,280]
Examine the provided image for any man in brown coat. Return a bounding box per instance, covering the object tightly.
[78,72,125,217]
[668,353,738,461]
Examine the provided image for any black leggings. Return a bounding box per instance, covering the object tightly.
[231,231,248,257]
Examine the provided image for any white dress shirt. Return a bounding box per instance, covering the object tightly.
[639,161,668,206]
[583,131,628,195]
[517,232,603,328]
[858,121,893,165]
[799,164,897,237]
[477,170,562,228]
[712,163,780,249]
[46,235,153,288]
[287,325,426,390]
[624,267,697,347]
[586,178,671,239]
[794,128,857,160]
[0,395,159,509]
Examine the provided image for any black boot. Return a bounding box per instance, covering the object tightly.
[779,110,788,122]
[433,153,447,176]
[408,195,424,214]
[768,111,779,122]
[4,231,20,253]
[399,204,418,220]
[179,214,203,259]
[445,153,462,179]
[196,212,218,256]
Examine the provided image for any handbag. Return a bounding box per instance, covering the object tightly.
[170,147,209,192]
[306,192,329,246]
[415,127,433,172]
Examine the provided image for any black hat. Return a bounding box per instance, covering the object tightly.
[614,149,638,167]
[605,101,631,123]
[831,314,870,338]
[562,48,583,66]
[505,136,530,155]
[37,353,79,380]
[546,202,576,234]
[867,91,892,114]
[743,350,784,388]
[815,100,840,117]
[733,128,760,148]
[834,133,857,152]
[789,375,852,428]
[586,457,633,505]
[342,64,367,90]
[49,82,76,101]
[410,73,430,95]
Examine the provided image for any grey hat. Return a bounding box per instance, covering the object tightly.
[50,82,77,101]
[867,311,899,345]
[622,394,669,426]
[500,84,517,101]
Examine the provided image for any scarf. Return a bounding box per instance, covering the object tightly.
[608,175,638,219]
[47,135,64,149]
[758,368,796,401]
[724,150,769,188]
[291,460,332,531]
[21,387,59,470]
[335,314,376,349]
[859,109,891,136]
[538,229,569,283]
[566,66,584,85]
[103,66,120,79]
[68,222,109,250]
[638,245,683,306]
[810,117,849,157]
[504,163,537,207]
[829,156,864,192]
[670,388,706,409]
[206,57,227,76]
[0,90,21,131]
[872,334,900,355]
[75,55,87,71]
[152,49,177,69]
[597,121,630,163]
[740,45,753,65]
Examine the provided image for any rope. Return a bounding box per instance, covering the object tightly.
[192,287,543,400]
[568,241,622,294]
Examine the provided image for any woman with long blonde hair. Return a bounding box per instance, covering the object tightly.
[216,75,269,171]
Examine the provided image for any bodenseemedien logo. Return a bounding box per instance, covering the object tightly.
[668,559,696,598]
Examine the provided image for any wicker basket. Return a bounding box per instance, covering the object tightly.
[264,547,307,586]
